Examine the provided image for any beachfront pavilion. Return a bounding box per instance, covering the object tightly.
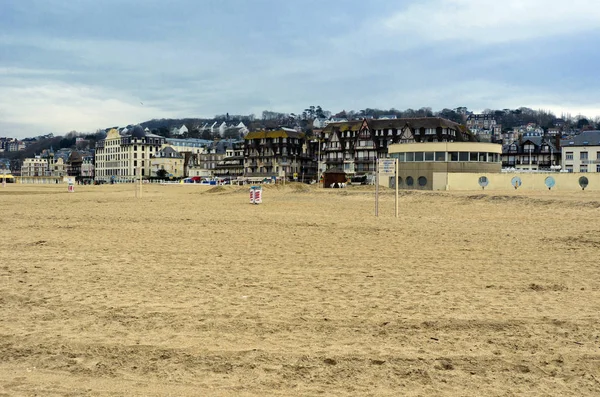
[387,142,503,190]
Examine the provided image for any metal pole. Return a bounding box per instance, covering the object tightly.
[395,159,398,218]
[375,158,379,217]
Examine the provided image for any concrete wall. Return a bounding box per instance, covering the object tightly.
[380,162,501,190]
[17,176,63,184]
[433,172,598,191]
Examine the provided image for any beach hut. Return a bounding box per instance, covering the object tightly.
[323,167,347,188]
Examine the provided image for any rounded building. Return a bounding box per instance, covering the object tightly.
[388,142,502,190]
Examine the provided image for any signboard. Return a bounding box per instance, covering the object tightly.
[378,159,397,174]
[250,186,263,204]
[67,183,75,193]
[375,158,399,218]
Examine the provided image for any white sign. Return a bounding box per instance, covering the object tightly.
[378,159,397,174]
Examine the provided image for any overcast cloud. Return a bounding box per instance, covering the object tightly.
[1,0,600,138]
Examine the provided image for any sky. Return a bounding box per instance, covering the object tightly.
[1,0,600,138]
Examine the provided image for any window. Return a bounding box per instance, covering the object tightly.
[449,152,458,161]
[478,152,487,162]
[596,164,600,173]
[580,165,588,173]
[414,152,424,161]
[406,176,414,186]
[566,152,573,160]
[581,152,588,160]
[435,152,446,161]
[424,152,434,161]
[418,176,427,186]
[470,152,478,161]
[566,165,573,173]
[406,152,415,162]
[459,152,469,161]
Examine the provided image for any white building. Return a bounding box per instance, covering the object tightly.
[21,156,49,177]
[95,126,166,181]
[561,130,600,173]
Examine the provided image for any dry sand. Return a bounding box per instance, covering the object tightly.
[1,183,599,396]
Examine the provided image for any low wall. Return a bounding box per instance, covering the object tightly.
[17,176,63,184]
[433,172,598,191]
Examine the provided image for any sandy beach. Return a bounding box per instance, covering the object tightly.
[1,183,599,396]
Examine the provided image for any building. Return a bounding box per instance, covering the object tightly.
[502,136,560,171]
[67,151,83,179]
[244,129,313,181]
[388,141,503,190]
[561,130,600,173]
[21,156,49,177]
[214,141,245,178]
[81,155,95,182]
[95,126,166,182]
[466,114,497,130]
[166,138,212,155]
[320,117,475,176]
[150,146,184,178]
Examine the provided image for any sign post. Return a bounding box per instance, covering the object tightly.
[395,159,399,218]
[376,158,398,218]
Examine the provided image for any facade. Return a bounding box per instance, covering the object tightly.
[150,146,184,178]
[502,136,560,171]
[466,114,497,129]
[388,142,502,190]
[81,155,95,181]
[244,129,313,180]
[166,138,212,155]
[95,126,166,182]
[561,130,600,173]
[21,157,49,177]
[320,117,475,176]
[214,142,245,178]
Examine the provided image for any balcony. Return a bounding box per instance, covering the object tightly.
[355,157,377,163]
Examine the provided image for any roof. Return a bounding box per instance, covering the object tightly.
[502,137,558,154]
[322,117,475,141]
[560,130,600,147]
[323,167,346,174]
[68,150,83,163]
[245,129,305,140]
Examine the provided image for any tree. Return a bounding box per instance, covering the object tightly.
[156,168,168,179]
[316,106,325,118]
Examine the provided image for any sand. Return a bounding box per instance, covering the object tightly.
[1,183,599,396]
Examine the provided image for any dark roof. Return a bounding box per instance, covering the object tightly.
[245,130,305,140]
[129,125,146,138]
[68,150,83,163]
[502,137,558,154]
[156,146,183,158]
[322,117,475,141]
[324,167,346,174]
[560,130,600,147]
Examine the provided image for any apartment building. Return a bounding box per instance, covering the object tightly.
[95,126,166,182]
[320,117,475,175]
[561,130,600,173]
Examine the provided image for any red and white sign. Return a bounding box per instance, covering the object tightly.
[250,186,262,204]
[68,184,75,193]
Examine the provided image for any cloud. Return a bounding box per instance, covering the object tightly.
[0,77,170,135]
[382,0,600,44]
[1,0,600,138]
